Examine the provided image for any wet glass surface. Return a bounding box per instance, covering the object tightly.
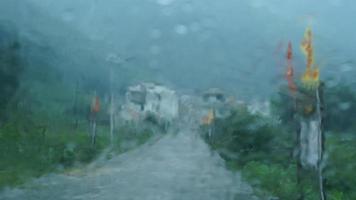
[0,0,355,199]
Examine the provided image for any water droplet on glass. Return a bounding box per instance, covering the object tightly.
[174,25,188,35]
[149,45,161,55]
[190,22,201,33]
[339,102,351,110]
[340,62,354,72]
[157,0,175,6]
[149,60,159,70]
[329,0,342,6]
[106,53,124,64]
[61,11,74,22]
[150,29,162,39]
[182,3,194,13]
[250,0,266,8]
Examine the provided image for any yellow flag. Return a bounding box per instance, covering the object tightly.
[300,27,320,89]
[202,109,214,125]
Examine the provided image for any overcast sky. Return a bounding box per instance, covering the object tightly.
[1,0,355,99]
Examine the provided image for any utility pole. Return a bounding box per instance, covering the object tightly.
[73,80,80,130]
[105,53,135,146]
[316,86,326,200]
[109,64,115,146]
[90,91,100,146]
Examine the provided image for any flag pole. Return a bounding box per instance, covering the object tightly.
[316,86,326,200]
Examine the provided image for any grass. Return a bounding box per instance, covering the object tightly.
[0,120,101,189]
[0,73,159,190]
[202,105,356,200]
[0,112,154,190]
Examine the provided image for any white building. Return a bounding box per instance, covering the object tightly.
[120,83,179,124]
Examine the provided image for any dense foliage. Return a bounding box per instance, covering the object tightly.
[0,26,155,190]
[323,84,356,132]
[0,114,154,189]
[206,106,292,166]
[0,27,23,120]
[271,83,356,133]
[203,99,356,199]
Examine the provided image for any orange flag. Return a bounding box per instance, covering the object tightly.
[202,109,214,125]
[286,41,297,94]
[91,96,100,113]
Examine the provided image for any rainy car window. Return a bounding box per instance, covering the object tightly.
[0,0,355,199]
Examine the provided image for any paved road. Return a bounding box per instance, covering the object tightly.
[0,130,258,200]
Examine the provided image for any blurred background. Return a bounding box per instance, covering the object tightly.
[0,0,355,200]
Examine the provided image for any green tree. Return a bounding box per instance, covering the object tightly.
[0,26,23,120]
[271,84,356,133]
[324,84,356,132]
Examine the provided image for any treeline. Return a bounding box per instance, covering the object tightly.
[0,24,23,122]
[0,24,153,189]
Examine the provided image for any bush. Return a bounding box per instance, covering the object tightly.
[324,135,356,199]
[243,161,300,199]
[271,84,356,133]
[204,103,356,199]
[323,84,356,132]
[76,145,98,163]
[0,118,102,189]
[206,105,292,166]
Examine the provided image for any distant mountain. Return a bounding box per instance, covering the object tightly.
[1,0,355,100]
[0,0,152,93]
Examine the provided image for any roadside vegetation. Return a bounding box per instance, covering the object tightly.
[0,81,155,190]
[0,27,154,190]
[0,111,154,189]
[202,84,356,200]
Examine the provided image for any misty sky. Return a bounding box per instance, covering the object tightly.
[1,0,355,100]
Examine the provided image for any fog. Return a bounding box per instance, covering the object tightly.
[1,0,355,98]
[1,1,355,199]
